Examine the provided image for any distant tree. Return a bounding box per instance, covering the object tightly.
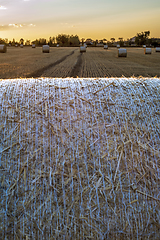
[107,40,111,46]
[31,39,38,46]
[0,38,6,44]
[69,35,80,46]
[52,37,55,44]
[5,38,8,44]
[99,40,103,44]
[86,38,93,45]
[81,38,85,46]
[12,38,15,46]
[152,41,158,47]
[110,38,115,45]
[118,37,124,47]
[48,37,53,46]
[19,38,24,45]
[95,39,98,46]
[25,39,30,46]
[38,38,46,46]
[56,34,69,46]
[135,31,150,46]
[144,31,150,38]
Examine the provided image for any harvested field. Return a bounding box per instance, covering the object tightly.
[41,49,80,78]
[0,47,77,79]
[0,47,160,79]
[80,48,160,78]
[0,78,160,239]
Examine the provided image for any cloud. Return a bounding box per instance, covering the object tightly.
[0,23,36,30]
[0,6,7,9]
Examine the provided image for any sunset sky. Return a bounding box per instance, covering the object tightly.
[0,0,160,42]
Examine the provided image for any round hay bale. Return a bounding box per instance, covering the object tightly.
[57,44,59,47]
[0,78,159,240]
[15,44,18,47]
[0,44,7,53]
[117,44,120,48]
[32,44,36,48]
[104,45,108,49]
[42,45,50,53]
[80,46,86,53]
[20,44,23,48]
[155,47,160,52]
[118,48,127,57]
[144,48,151,54]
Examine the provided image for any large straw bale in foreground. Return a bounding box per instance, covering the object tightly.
[0,78,160,239]
[0,44,7,53]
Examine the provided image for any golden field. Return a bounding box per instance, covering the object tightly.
[0,46,160,79]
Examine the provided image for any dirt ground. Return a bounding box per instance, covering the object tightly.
[0,46,160,79]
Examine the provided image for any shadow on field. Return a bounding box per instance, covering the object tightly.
[26,50,76,78]
[70,52,83,78]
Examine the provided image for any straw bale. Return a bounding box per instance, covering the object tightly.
[0,44,7,53]
[118,48,127,57]
[155,47,160,52]
[42,45,50,53]
[0,77,160,239]
[144,48,152,54]
[104,45,108,49]
[80,46,86,52]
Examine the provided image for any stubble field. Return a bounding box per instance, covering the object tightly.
[0,46,160,79]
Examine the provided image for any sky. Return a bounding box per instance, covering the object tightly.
[0,0,160,42]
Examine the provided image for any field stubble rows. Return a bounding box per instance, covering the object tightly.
[0,47,160,78]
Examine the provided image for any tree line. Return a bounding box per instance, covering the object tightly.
[0,31,159,47]
[0,34,80,47]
